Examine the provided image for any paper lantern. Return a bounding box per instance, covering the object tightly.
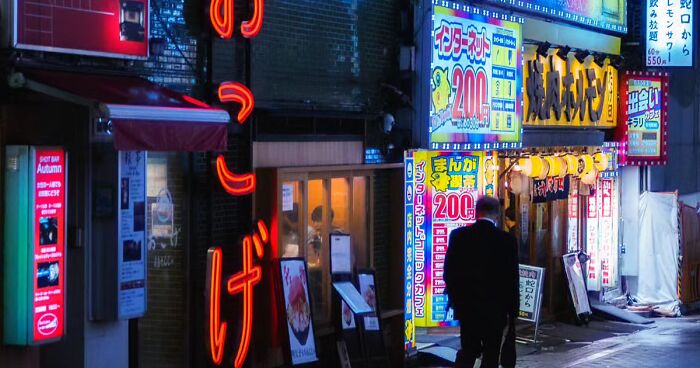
[544,156,564,177]
[564,154,579,175]
[509,172,524,194]
[580,167,598,185]
[557,156,568,178]
[518,158,532,176]
[577,154,594,176]
[593,152,609,172]
[536,157,549,180]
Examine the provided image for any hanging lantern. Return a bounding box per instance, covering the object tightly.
[544,156,564,177]
[580,166,598,185]
[536,156,549,180]
[565,154,579,175]
[593,152,609,172]
[510,171,524,195]
[518,157,532,176]
[577,154,594,177]
[557,155,569,178]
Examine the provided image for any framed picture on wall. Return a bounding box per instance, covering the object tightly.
[279,258,318,366]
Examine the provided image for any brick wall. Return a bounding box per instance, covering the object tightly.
[250,0,401,112]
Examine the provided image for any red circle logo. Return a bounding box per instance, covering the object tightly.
[37,313,59,336]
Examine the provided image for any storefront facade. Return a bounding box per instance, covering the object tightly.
[406,0,628,351]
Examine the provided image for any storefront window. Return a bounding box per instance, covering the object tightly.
[138,152,189,368]
[281,181,303,258]
[279,172,372,326]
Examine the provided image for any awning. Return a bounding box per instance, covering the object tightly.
[16,68,230,151]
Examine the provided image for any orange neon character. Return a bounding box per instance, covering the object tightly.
[218,82,254,124]
[241,0,264,38]
[206,247,227,365]
[210,0,234,39]
[206,221,269,367]
[216,154,256,196]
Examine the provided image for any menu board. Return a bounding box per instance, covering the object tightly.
[33,148,66,342]
[357,273,379,331]
[563,253,592,316]
[518,265,544,323]
[646,0,694,67]
[429,1,523,149]
[117,151,147,319]
[280,259,318,365]
[404,150,498,328]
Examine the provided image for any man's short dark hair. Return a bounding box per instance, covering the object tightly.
[311,206,334,222]
[476,196,500,218]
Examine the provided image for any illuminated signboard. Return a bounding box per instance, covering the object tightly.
[485,0,627,33]
[404,150,498,334]
[523,48,619,128]
[586,177,619,290]
[3,146,66,345]
[618,71,669,165]
[429,1,523,150]
[12,0,149,58]
[646,0,694,67]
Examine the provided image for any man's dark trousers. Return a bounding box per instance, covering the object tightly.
[455,313,507,368]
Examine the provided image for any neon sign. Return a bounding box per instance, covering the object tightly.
[211,0,264,39]
[216,155,256,196]
[206,220,269,368]
[218,82,255,124]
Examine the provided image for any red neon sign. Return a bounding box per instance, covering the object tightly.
[241,0,265,38]
[218,82,255,124]
[216,155,256,196]
[206,221,269,368]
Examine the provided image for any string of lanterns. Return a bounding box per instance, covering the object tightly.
[512,152,609,185]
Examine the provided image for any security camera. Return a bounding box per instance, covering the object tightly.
[383,113,395,134]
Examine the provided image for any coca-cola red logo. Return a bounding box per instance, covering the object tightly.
[37,313,58,336]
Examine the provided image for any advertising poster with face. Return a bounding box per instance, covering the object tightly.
[118,151,147,319]
[280,259,318,365]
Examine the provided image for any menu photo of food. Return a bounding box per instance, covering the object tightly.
[280,259,318,365]
[358,272,380,331]
[341,300,356,330]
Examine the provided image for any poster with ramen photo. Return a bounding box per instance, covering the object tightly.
[280,258,318,365]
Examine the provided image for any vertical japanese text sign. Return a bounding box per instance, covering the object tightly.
[618,71,670,166]
[429,0,523,150]
[646,0,694,67]
[207,0,266,365]
[3,146,66,345]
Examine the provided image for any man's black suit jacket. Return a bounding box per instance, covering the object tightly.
[444,219,519,320]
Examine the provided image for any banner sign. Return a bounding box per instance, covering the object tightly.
[13,0,149,58]
[646,0,694,67]
[404,150,497,329]
[532,176,570,203]
[599,178,618,288]
[563,253,592,316]
[404,153,415,351]
[586,187,601,291]
[523,49,619,128]
[518,265,544,323]
[618,72,669,165]
[567,179,579,253]
[3,146,66,345]
[117,151,147,319]
[429,1,523,150]
[485,0,627,33]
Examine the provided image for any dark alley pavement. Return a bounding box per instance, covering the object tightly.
[415,314,700,367]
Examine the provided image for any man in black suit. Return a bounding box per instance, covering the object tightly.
[445,196,519,368]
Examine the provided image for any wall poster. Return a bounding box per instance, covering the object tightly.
[429,1,523,150]
[404,150,498,328]
[646,0,694,67]
[12,0,150,58]
[618,72,670,165]
[280,258,318,365]
[117,151,147,319]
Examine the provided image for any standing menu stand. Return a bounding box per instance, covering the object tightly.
[356,269,389,367]
[330,234,372,367]
[516,264,545,345]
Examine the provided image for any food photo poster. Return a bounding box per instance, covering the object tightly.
[280,259,318,365]
[358,272,380,331]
